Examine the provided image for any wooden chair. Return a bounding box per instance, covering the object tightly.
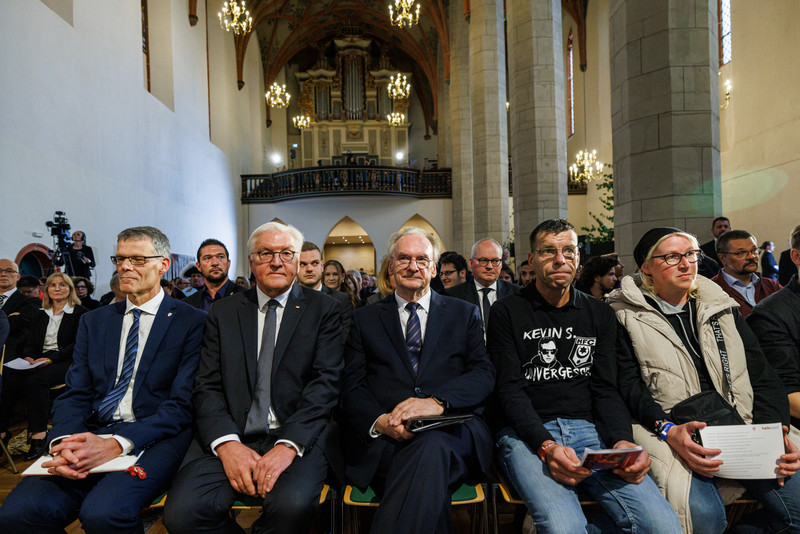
[342,483,487,534]
[0,346,19,474]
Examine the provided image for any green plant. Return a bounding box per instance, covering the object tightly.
[581,166,614,243]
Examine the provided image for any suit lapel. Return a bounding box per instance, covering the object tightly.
[272,283,306,374]
[379,296,417,378]
[418,292,445,376]
[105,301,126,386]
[132,295,175,398]
[239,289,260,392]
[467,283,480,307]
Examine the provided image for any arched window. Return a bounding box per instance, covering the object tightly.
[567,29,575,137]
[718,0,732,66]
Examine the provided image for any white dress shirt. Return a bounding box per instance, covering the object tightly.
[210,284,303,456]
[42,305,74,352]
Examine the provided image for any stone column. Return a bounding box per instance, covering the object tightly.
[448,1,475,254]
[507,0,568,248]
[610,0,721,263]
[469,0,509,243]
[437,44,451,169]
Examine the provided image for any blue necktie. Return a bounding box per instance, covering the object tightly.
[244,299,279,437]
[405,302,422,373]
[98,309,142,423]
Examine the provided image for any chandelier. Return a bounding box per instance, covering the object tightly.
[218,1,253,35]
[389,0,420,28]
[292,115,311,130]
[388,74,411,100]
[266,82,291,108]
[569,149,604,184]
[387,112,405,126]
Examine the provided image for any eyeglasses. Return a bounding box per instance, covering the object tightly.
[473,258,502,267]
[651,250,703,265]
[0,268,18,274]
[394,255,432,269]
[440,269,457,277]
[718,249,759,259]
[250,250,296,263]
[534,247,578,260]
[110,255,163,266]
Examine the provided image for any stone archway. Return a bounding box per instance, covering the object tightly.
[323,216,376,274]
[15,243,54,278]
[398,214,445,252]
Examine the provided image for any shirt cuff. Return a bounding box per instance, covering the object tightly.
[369,415,384,438]
[210,434,241,456]
[275,439,304,457]
[110,435,134,455]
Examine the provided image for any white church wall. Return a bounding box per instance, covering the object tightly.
[0,0,261,292]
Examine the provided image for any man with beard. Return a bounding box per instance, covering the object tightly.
[184,239,245,311]
[576,256,618,299]
[517,260,535,287]
[711,230,781,317]
[298,241,352,343]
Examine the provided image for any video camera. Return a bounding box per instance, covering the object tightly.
[45,210,77,275]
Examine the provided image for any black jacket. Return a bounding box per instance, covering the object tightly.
[23,306,88,364]
[748,274,800,427]
[183,279,246,311]
[1,290,41,358]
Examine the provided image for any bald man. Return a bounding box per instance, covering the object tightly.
[0,259,40,359]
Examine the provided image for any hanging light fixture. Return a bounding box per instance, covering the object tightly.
[569,72,604,184]
[292,115,311,130]
[388,0,420,28]
[218,1,253,35]
[387,112,405,126]
[387,74,411,100]
[266,82,291,108]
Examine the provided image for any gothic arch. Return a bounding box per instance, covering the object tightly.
[323,216,376,274]
[398,214,444,251]
[15,243,54,278]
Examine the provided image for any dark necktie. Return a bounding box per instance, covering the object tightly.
[405,302,422,373]
[0,295,6,309]
[244,299,279,438]
[480,287,492,330]
[97,309,142,423]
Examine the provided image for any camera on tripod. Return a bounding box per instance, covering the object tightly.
[45,211,77,275]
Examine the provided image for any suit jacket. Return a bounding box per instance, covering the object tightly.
[183,279,246,310]
[445,279,520,314]
[779,250,799,287]
[340,291,495,487]
[50,294,206,454]
[1,290,41,358]
[710,270,782,317]
[192,283,343,456]
[700,239,720,265]
[0,310,8,351]
[321,284,353,343]
[23,306,88,364]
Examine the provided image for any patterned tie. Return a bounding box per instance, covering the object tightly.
[480,287,492,330]
[244,299,279,438]
[97,309,142,423]
[0,295,6,309]
[405,302,422,373]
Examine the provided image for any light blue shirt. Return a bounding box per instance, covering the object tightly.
[720,268,759,307]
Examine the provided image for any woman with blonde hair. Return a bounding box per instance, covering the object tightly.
[0,272,88,459]
[607,227,800,533]
[366,256,396,305]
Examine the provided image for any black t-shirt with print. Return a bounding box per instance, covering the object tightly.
[488,283,633,452]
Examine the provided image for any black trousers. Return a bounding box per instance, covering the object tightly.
[164,436,328,534]
[367,424,479,534]
[0,356,70,434]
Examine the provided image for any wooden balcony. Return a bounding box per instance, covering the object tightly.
[241,166,452,203]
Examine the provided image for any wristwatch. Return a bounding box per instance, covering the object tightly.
[654,420,674,442]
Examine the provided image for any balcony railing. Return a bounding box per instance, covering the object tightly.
[241,166,452,203]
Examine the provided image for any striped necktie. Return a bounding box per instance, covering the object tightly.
[405,302,422,373]
[97,309,142,423]
[0,295,6,309]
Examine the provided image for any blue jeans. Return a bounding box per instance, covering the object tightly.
[689,472,800,534]
[497,420,682,534]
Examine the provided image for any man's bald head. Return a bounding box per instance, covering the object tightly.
[0,259,20,292]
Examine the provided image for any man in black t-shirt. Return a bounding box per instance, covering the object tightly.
[489,219,680,533]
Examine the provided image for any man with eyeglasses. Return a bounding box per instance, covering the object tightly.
[164,221,343,534]
[437,251,468,290]
[489,219,680,533]
[711,229,782,317]
[446,238,520,331]
[0,258,40,360]
[184,238,245,312]
[340,226,494,534]
[0,226,207,533]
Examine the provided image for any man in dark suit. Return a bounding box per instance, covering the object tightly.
[698,216,730,277]
[340,227,495,534]
[445,238,520,331]
[164,222,343,534]
[0,258,41,359]
[0,226,206,533]
[184,238,245,311]
[297,241,352,343]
